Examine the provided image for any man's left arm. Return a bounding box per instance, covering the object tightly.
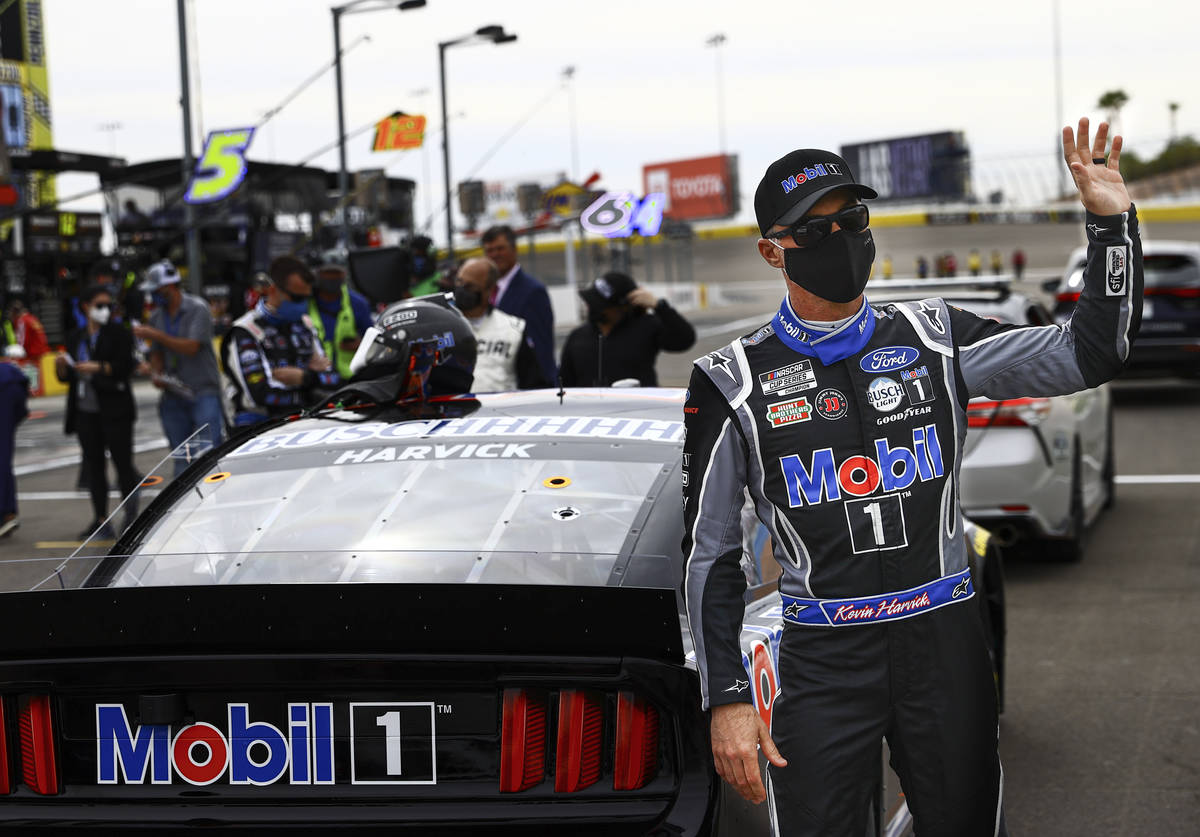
[515,329,547,389]
[523,280,557,384]
[954,118,1142,400]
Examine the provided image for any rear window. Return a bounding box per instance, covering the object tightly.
[1064,252,1200,291]
[112,418,681,589]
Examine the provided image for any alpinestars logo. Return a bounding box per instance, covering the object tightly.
[779,425,945,507]
[725,679,749,693]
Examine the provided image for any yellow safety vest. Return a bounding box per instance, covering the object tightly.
[308,283,358,379]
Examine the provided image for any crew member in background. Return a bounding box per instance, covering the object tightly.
[408,235,446,297]
[133,260,225,476]
[1012,247,1027,279]
[56,286,141,540]
[481,225,556,384]
[452,257,545,391]
[308,261,371,379]
[880,253,894,280]
[968,247,983,276]
[990,249,1004,275]
[0,345,29,538]
[222,256,340,426]
[559,271,695,387]
[5,299,49,364]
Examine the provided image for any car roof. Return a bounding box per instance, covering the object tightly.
[1065,239,1200,268]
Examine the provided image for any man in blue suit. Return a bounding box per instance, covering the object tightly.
[481,225,556,385]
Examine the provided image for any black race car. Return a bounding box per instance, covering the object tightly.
[0,388,1004,834]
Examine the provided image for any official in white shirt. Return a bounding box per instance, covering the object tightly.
[451,258,547,392]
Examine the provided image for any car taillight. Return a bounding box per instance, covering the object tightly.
[613,691,658,791]
[1145,286,1200,299]
[967,397,1051,427]
[1056,291,1081,303]
[0,699,9,795]
[18,695,57,795]
[500,689,546,793]
[555,689,603,793]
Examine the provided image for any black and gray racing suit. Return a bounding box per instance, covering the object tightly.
[682,209,1142,836]
[221,302,342,426]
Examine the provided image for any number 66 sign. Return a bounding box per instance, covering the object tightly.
[184,127,256,205]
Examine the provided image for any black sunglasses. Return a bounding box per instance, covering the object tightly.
[765,203,870,247]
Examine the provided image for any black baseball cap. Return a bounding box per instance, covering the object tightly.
[754,149,878,237]
[580,271,637,309]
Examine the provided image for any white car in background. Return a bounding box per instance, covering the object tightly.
[871,278,1113,560]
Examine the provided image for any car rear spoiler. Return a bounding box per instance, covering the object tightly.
[0,583,684,665]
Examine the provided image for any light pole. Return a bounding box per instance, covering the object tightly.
[331,0,426,251]
[439,25,518,261]
[98,122,122,157]
[562,66,579,182]
[705,33,727,155]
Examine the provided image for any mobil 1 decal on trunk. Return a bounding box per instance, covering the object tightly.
[96,701,438,786]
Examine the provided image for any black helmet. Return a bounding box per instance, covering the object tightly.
[344,293,476,401]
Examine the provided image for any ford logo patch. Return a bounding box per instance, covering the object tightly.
[859,346,920,373]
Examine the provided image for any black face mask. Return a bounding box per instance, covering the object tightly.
[773,228,876,304]
[453,286,483,312]
[317,278,343,296]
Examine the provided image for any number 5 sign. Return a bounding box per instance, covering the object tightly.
[184,127,256,205]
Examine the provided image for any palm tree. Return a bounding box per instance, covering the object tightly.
[1169,101,1180,143]
[1097,90,1130,141]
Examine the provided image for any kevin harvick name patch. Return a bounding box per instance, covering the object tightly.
[758,360,816,397]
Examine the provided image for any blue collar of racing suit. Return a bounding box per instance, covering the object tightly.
[770,295,876,366]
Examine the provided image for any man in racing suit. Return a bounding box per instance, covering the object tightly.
[222,256,342,426]
[682,119,1141,836]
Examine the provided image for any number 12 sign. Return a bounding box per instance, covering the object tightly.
[184,127,256,205]
[579,191,666,238]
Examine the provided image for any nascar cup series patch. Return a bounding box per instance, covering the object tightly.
[758,360,816,397]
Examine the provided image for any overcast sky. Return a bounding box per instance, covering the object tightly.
[44,0,1200,230]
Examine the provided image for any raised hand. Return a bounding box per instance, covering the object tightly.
[1062,117,1132,216]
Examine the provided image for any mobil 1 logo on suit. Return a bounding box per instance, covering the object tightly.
[899,365,935,404]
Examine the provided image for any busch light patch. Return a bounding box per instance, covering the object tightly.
[860,346,920,374]
[758,360,816,396]
[766,397,813,429]
[1106,246,1127,296]
[866,376,905,412]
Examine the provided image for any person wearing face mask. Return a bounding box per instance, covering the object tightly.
[407,235,447,298]
[221,256,341,426]
[558,271,695,388]
[55,285,141,540]
[132,260,225,476]
[451,256,544,392]
[307,262,372,380]
[683,121,1144,837]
